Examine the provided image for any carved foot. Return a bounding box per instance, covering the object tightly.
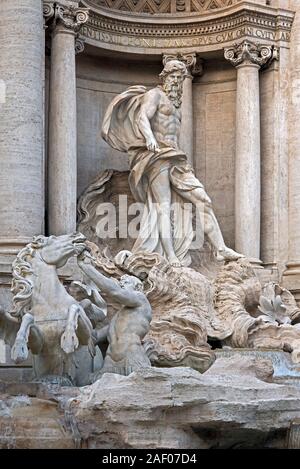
[61,327,79,354]
[11,338,29,363]
[217,247,245,262]
[169,256,182,268]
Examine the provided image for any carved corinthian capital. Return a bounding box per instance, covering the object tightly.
[54,3,89,33]
[224,41,276,68]
[163,53,203,76]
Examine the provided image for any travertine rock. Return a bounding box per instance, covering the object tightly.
[1,358,300,448]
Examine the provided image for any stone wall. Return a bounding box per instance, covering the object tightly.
[76,55,161,195]
[194,60,236,249]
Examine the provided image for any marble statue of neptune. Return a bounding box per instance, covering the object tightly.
[102,60,243,266]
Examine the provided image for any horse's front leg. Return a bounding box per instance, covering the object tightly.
[11,313,35,363]
[61,304,93,354]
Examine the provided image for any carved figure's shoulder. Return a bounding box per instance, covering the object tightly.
[144,86,162,102]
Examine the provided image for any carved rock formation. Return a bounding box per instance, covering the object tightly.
[1,357,300,449]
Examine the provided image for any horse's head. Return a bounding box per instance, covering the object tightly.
[39,232,87,268]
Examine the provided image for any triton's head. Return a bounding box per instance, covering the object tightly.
[119,274,143,292]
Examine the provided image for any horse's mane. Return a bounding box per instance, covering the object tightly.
[11,235,48,318]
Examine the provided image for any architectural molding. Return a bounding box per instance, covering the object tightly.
[224,40,278,68]
[79,0,294,55]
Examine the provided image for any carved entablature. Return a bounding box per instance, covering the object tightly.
[83,0,239,15]
[79,0,294,55]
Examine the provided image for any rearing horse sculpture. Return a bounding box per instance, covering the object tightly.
[0,233,101,386]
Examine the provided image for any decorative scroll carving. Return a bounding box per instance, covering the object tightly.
[75,37,86,54]
[43,1,55,23]
[44,2,89,54]
[224,41,277,68]
[85,0,238,15]
[55,3,89,33]
[163,52,203,76]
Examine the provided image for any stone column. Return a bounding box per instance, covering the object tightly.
[47,2,89,235]
[0,0,44,275]
[282,2,300,300]
[163,53,203,166]
[225,41,273,264]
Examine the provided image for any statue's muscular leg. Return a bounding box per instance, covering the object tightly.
[175,187,244,261]
[151,171,181,266]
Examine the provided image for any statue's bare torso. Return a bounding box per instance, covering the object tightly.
[149,87,181,150]
[107,299,152,361]
[139,87,181,152]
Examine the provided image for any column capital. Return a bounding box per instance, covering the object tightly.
[43,1,55,24]
[163,53,204,77]
[224,41,277,69]
[43,1,89,34]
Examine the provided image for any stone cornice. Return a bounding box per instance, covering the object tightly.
[78,0,294,55]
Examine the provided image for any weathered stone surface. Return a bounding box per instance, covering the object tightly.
[1,357,300,448]
[0,394,74,449]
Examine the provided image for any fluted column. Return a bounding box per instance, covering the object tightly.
[0,0,44,273]
[163,53,203,166]
[225,41,273,264]
[46,2,88,235]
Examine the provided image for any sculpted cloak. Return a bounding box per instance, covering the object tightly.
[102,85,203,266]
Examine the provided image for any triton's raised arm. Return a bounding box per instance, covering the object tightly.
[77,255,142,307]
[139,88,161,153]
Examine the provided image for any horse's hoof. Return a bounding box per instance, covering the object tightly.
[11,339,29,363]
[61,329,79,354]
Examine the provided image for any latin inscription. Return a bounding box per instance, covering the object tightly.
[81,25,291,50]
